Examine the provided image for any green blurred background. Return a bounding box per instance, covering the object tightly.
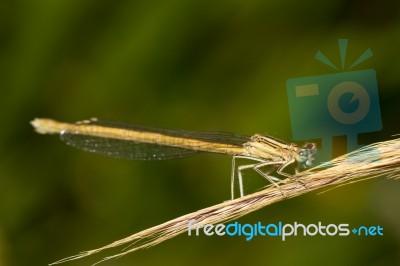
[1,1,400,265]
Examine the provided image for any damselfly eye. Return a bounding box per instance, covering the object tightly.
[303,143,317,150]
[296,143,317,168]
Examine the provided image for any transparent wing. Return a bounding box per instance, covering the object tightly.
[60,120,249,160]
[60,133,199,160]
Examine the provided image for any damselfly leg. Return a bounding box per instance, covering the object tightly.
[231,155,290,199]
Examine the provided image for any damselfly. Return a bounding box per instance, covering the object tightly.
[31,118,317,199]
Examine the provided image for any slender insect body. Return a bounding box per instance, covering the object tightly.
[31,118,317,200]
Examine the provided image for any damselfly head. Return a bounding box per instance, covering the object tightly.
[294,143,317,168]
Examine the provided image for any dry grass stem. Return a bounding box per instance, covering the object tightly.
[51,137,400,265]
